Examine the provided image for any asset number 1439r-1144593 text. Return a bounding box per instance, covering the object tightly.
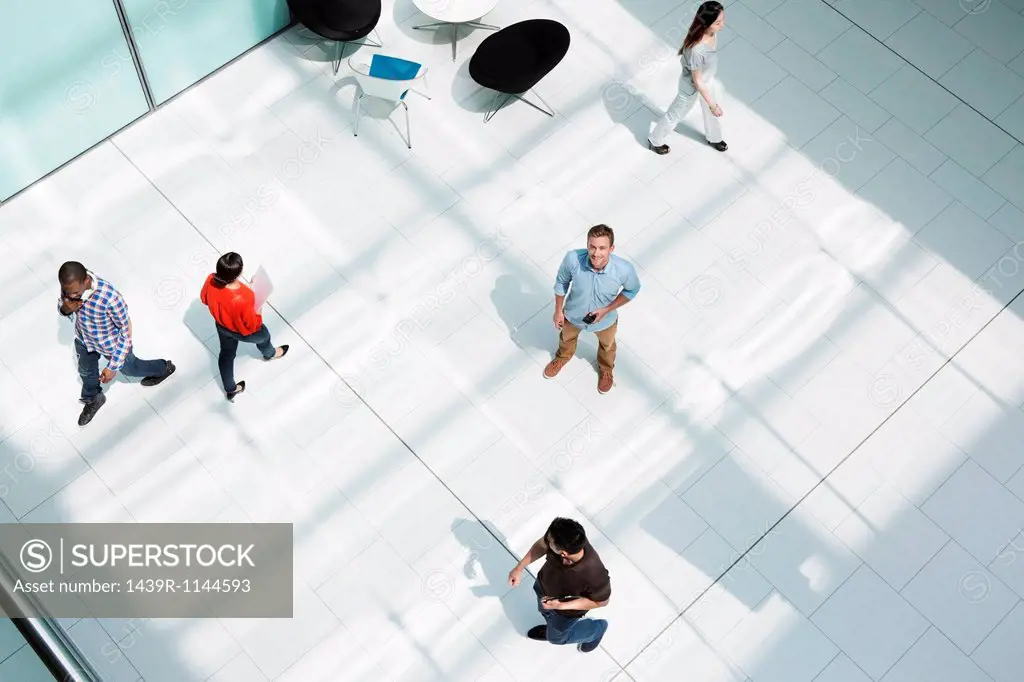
[126,578,251,593]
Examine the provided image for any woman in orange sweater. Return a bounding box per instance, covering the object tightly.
[200,252,288,400]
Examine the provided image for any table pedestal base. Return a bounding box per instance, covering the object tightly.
[413,20,499,61]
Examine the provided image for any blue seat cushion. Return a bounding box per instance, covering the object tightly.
[369,54,421,81]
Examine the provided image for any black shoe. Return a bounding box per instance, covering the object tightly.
[578,639,601,653]
[226,381,246,401]
[708,140,728,152]
[141,361,175,387]
[648,141,670,155]
[78,393,106,427]
[527,625,547,641]
[265,345,289,361]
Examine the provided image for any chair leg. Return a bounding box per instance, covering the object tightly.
[451,23,458,62]
[354,93,363,136]
[402,101,411,149]
[464,21,499,30]
[334,29,383,73]
[483,91,514,123]
[514,88,556,117]
[410,72,432,100]
[413,21,450,29]
[363,29,383,49]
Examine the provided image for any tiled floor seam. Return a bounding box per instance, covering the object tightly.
[804,569,867,677]
[9,11,1018,678]
[874,617,933,681]
[110,139,640,680]
[619,282,1024,672]
[970,595,1021,660]
[817,0,1024,147]
[799,561,917,682]
[109,143,497,524]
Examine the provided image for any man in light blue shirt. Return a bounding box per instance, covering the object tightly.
[546,225,641,393]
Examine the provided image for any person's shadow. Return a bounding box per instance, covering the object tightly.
[490,274,525,337]
[491,273,600,375]
[599,79,706,149]
[452,519,542,636]
[489,273,553,339]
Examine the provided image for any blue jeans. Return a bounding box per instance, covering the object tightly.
[216,323,275,392]
[76,339,166,402]
[533,581,608,647]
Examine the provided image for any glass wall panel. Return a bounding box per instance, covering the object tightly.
[122,0,291,104]
[0,0,150,201]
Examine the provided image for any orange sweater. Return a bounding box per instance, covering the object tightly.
[200,274,263,336]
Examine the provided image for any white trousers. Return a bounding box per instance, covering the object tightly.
[649,82,722,146]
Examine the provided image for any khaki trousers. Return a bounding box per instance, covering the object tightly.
[555,320,618,372]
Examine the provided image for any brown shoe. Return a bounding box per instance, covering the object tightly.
[544,357,569,379]
[598,371,613,394]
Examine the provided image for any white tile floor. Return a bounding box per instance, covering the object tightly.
[1,0,1024,679]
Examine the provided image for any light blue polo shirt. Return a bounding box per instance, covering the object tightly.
[554,249,641,332]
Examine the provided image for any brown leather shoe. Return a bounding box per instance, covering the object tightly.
[544,357,569,379]
[598,371,613,394]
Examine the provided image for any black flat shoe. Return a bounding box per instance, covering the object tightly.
[226,381,246,401]
[141,360,175,386]
[708,140,728,152]
[648,141,670,155]
[527,625,547,641]
[265,345,289,361]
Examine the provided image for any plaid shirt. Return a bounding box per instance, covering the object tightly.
[57,274,132,372]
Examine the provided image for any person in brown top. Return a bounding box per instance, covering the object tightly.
[507,517,611,652]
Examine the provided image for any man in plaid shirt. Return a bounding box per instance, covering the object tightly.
[57,261,175,426]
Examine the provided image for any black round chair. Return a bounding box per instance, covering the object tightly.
[288,0,383,74]
[468,19,570,122]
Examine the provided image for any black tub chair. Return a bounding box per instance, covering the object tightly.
[468,19,570,122]
[288,0,384,75]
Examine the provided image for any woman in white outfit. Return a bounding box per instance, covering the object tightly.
[649,1,727,155]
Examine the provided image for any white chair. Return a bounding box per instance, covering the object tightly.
[349,54,430,149]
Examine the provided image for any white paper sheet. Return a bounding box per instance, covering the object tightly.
[251,265,274,311]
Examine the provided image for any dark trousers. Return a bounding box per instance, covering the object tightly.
[76,339,166,402]
[216,323,275,392]
[533,581,608,647]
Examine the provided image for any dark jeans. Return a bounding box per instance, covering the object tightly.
[76,339,166,402]
[216,323,275,392]
[533,581,608,647]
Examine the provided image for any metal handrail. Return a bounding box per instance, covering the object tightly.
[0,550,102,682]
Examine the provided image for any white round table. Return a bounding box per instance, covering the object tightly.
[412,0,501,61]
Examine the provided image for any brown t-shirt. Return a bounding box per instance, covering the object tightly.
[537,540,611,619]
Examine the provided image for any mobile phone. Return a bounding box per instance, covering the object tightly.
[582,312,597,324]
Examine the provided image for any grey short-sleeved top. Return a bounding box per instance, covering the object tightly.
[678,38,718,95]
